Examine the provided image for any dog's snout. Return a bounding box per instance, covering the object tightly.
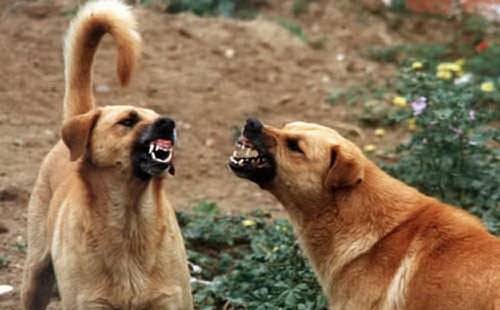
[154,117,175,132]
[245,118,263,134]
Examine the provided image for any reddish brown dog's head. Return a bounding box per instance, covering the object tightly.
[229,118,366,203]
[62,105,176,180]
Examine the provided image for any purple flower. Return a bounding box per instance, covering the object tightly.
[468,110,476,121]
[411,97,427,116]
[450,127,463,136]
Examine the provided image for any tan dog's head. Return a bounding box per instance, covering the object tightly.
[229,118,366,202]
[62,105,176,180]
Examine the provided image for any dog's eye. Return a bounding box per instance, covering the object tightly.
[286,139,303,154]
[118,117,138,127]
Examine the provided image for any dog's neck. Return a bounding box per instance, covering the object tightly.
[272,162,428,296]
[78,161,165,235]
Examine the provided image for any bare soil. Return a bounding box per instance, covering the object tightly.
[0,0,458,308]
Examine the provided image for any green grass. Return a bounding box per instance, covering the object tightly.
[178,202,326,309]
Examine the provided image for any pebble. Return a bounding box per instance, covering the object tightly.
[0,285,13,297]
[224,48,235,59]
[205,138,215,147]
[95,84,111,93]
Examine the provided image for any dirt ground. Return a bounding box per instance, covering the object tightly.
[0,0,459,308]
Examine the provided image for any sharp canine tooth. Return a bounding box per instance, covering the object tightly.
[165,152,173,163]
[233,151,238,157]
[149,144,155,154]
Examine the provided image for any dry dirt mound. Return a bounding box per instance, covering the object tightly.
[0,0,457,307]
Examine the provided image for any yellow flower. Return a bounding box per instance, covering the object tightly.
[437,62,461,73]
[454,58,465,67]
[480,81,495,92]
[448,63,462,73]
[436,70,452,80]
[392,96,407,107]
[374,128,385,137]
[242,219,256,227]
[363,144,377,153]
[408,118,417,131]
[411,61,423,70]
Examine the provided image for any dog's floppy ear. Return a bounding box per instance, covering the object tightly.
[324,145,364,189]
[61,110,100,161]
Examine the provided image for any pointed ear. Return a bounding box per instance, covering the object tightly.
[61,111,100,161]
[324,145,364,189]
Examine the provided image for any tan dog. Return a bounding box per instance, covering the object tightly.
[21,1,193,309]
[229,118,500,310]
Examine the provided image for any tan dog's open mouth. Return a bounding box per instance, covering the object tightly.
[149,139,173,164]
[133,119,177,179]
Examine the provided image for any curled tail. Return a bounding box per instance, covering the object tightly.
[63,0,141,121]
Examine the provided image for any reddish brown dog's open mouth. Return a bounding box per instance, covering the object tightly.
[229,138,269,169]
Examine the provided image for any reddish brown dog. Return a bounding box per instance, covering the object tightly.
[21,1,192,309]
[229,118,500,310]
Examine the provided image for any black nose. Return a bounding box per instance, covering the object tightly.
[245,118,263,133]
[154,117,175,132]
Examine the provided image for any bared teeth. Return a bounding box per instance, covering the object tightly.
[149,141,173,163]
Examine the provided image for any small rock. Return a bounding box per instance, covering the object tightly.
[336,53,345,61]
[0,285,13,297]
[205,138,215,148]
[13,139,24,147]
[363,144,377,153]
[22,3,51,19]
[224,48,235,59]
[374,128,386,137]
[276,95,292,105]
[178,121,191,130]
[95,84,110,93]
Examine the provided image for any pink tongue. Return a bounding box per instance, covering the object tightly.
[154,139,172,148]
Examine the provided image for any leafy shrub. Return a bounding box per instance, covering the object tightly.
[292,0,311,16]
[389,0,406,12]
[276,18,308,43]
[466,43,500,78]
[383,56,500,234]
[0,256,9,269]
[366,43,449,65]
[165,0,261,19]
[178,203,326,309]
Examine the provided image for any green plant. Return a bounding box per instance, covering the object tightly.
[165,0,260,19]
[467,44,500,78]
[0,256,9,269]
[383,61,500,234]
[366,43,449,65]
[178,203,326,309]
[276,18,308,42]
[292,0,310,16]
[389,0,406,12]
[328,83,388,107]
[14,239,27,254]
